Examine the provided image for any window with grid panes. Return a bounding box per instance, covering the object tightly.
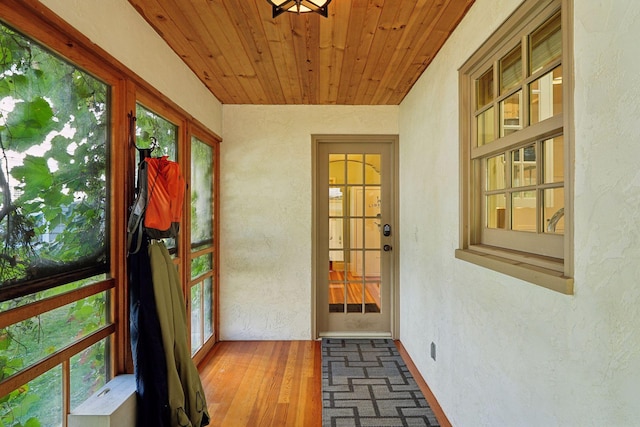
[457,0,573,293]
[0,1,222,422]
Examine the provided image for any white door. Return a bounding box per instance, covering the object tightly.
[315,135,396,338]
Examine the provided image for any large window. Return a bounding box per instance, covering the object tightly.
[0,24,109,300]
[135,103,179,251]
[0,2,221,425]
[0,21,113,426]
[189,135,217,357]
[457,0,573,294]
[132,103,219,360]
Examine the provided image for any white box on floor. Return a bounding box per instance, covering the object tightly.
[68,374,136,427]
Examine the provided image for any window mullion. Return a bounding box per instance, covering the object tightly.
[506,149,513,230]
[493,60,500,141]
[536,140,543,233]
[522,34,531,130]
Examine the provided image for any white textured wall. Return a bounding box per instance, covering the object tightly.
[40,0,223,134]
[221,105,398,340]
[399,0,640,426]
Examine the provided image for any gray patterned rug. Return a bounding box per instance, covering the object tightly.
[322,339,440,427]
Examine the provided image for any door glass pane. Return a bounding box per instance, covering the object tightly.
[500,90,522,137]
[530,12,562,74]
[350,218,364,248]
[487,194,506,229]
[347,282,364,312]
[191,137,213,249]
[543,135,564,183]
[476,67,494,109]
[329,250,345,276]
[544,188,564,234]
[347,154,363,185]
[365,155,381,184]
[327,149,384,318]
[512,191,537,232]
[329,219,343,249]
[364,187,381,217]
[366,282,381,313]
[329,187,344,216]
[364,219,381,249]
[329,154,346,184]
[500,44,522,94]
[512,145,537,187]
[530,65,562,124]
[477,107,495,146]
[364,250,381,278]
[329,282,345,313]
[349,249,362,279]
[329,246,346,311]
[487,155,506,190]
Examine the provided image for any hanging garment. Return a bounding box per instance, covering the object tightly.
[128,156,185,254]
[144,156,185,239]
[128,236,171,427]
[149,240,210,427]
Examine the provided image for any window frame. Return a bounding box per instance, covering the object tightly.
[0,0,222,423]
[0,3,128,422]
[186,126,219,364]
[456,0,574,294]
[133,88,221,364]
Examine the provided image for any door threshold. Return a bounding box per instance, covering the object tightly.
[318,332,393,340]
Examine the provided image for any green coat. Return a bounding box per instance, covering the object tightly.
[149,240,210,426]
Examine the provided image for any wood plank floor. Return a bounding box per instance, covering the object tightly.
[198,340,451,427]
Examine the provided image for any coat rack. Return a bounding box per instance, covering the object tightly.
[128,110,158,161]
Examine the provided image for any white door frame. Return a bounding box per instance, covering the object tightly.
[311,134,399,339]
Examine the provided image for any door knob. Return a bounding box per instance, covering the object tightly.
[383,244,392,252]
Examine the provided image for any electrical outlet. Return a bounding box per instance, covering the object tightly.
[430,342,436,361]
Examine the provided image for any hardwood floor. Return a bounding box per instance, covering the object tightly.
[198,340,451,427]
[199,341,322,426]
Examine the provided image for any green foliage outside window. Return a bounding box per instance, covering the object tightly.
[0,24,108,294]
[135,103,177,160]
[0,22,109,427]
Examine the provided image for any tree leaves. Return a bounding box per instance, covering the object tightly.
[0,24,109,287]
[0,22,110,427]
[4,98,54,150]
[10,156,52,191]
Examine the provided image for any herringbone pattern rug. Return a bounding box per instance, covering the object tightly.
[322,339,440,427]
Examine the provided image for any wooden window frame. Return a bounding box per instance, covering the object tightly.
[186,127,220,364]
[133,90,221,364]
[0,2,129,420]
[456,0,574,294]
[0,1,221,423]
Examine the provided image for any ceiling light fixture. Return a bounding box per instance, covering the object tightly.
[267,0,332,18]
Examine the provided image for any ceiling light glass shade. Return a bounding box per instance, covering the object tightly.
[268,0,332,18]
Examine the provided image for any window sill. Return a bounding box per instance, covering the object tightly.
[455,248,574,295]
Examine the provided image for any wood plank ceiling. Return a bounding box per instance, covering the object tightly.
[128,0,475,105]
